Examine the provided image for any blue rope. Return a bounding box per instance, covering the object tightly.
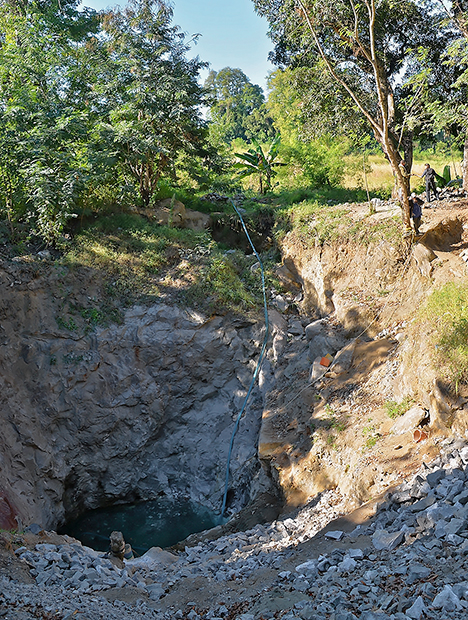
[221,200,270,517]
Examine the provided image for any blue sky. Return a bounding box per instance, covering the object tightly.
[81,0,275,91]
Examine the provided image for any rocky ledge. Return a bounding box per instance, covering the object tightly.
[2,438,468,619]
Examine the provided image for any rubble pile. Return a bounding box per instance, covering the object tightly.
[2,439,468,619]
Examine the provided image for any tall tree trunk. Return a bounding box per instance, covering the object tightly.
[463,126,468,194]
[401,130,414,192]
[295,0,412,236]
[373,131,411,234]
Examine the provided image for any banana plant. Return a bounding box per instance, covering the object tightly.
[434,164,452,188]
[233,135,284,194]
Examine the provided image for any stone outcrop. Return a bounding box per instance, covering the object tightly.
[0,257,279,529]
[2,209,468,544]
[280,214,466,335]
[135,200,211,231]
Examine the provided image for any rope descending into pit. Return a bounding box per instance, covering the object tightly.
[220,200,270,517]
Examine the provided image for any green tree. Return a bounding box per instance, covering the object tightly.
[98,0,210,207]
[205,67,274,145]
[253,0,444,233]
[0,1,100,243]
[413,2,468,192]
[267,67,364,187]
[0,0,212,242]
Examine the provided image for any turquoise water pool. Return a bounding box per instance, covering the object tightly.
[61,498,224,555]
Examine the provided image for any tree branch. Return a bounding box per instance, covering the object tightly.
[295,0,381,134]
[349,0,373,64]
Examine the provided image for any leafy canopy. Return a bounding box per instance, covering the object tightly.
[205,67,275,145]
[0,0,211,243]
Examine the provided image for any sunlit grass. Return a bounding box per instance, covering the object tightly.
[422,281,468,388]
[345,152,461,193]
[385,397,414,419]
[274,198,402,248]
[62,213,276,317]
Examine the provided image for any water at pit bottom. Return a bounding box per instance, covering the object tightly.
[60,498,225,555]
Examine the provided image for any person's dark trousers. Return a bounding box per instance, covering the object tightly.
[426,180,438,202]
[413,216,421,234]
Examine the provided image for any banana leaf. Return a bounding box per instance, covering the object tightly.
[434,172,447,188]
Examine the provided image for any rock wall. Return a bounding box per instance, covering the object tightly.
[280,215,466,337]
[2,212,468,533]
[260,215,468,507]
[280,235,406,334]
[0,258,279,529]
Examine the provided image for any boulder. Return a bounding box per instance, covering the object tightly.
[309,357,329,383]
[372,529,404,551]
[136,199,210,231]
[184,207,211,231]
[432,585,463,611]
[152,198,186,226]
[127,546,178,568]
[429,381,455,429]
[305,319,346,361]
[328,339,358,376]
[390,406,428,435]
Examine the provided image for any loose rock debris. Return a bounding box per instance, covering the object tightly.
[2,438,468,619]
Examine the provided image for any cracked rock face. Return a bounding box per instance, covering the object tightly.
[0,280,269,528]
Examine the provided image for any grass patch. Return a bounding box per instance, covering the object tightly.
[345,216,402,246]
[345,152,460,193]
[362,422,382,450]
[56,316,77,331]
[274,199,351,245]
[421,281,468,388]
[365,435,379,449]
[273,185,375,207]
[204,255,257,308]
[183,249,280,314]
[62,213,277,318]
[64,214,212,301]
[273,198,402,249]
[325,404,347,432]
[385,397,413,419]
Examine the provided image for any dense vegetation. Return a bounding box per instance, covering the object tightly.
[1,0,467,246]
[423,283,468,389]
[0,0,216,244]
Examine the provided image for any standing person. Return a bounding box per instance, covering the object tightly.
[409,193,423,235]
[420,163,439,203]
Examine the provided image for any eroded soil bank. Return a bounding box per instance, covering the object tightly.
[261,199,468,509]
[1,197,468,546]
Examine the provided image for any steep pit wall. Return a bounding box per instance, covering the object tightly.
[3,211,468,534]
[280,214,467,336]
[279,231,406,334]
[390,216,468,434]
[0,258,280,530]
[259,213,468,508]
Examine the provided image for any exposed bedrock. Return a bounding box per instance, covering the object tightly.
[1,215,466,534]
[261,216,468,506]
[0,269,285,529]
[279,216,465,333]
